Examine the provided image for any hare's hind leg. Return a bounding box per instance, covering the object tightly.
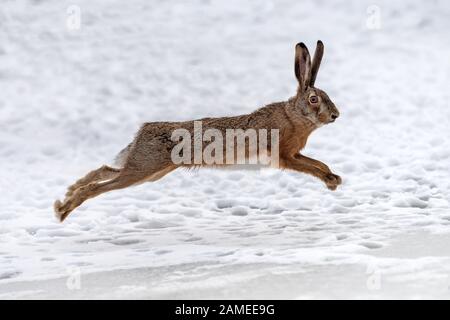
[54,165,176,222]
[65,165,121,198]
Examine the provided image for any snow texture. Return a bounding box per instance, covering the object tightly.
[0,0,450,299]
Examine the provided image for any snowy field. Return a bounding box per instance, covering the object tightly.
[1,0,450,299]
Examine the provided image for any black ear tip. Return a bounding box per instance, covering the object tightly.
[298,42,307,48]
[317,40,323,45]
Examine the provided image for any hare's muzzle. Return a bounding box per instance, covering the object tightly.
[329,111,339,123]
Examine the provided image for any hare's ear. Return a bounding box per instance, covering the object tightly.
[295,42,312,92]
[310,40,324,87]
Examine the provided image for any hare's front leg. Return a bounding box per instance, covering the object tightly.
[281,155,341,190]
[294,154,342,186]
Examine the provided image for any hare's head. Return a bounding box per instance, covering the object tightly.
[289,41,339,127]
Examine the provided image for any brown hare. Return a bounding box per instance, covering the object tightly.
[54,40,341,222]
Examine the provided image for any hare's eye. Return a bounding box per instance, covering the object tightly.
[309,96,319,104]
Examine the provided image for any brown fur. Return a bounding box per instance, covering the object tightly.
[54,41,341,222]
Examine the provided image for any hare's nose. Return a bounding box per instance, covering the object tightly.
[331,113,339,120]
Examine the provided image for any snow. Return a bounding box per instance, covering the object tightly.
[1,0,450,299]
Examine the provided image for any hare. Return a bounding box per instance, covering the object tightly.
[54,40,341,222]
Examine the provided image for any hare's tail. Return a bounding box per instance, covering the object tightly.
[113,143,132,167]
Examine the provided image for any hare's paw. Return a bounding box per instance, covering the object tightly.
[324,173,342,190]
[54,199,74,222]
[54,200,64,221]
[331,173,342,185]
